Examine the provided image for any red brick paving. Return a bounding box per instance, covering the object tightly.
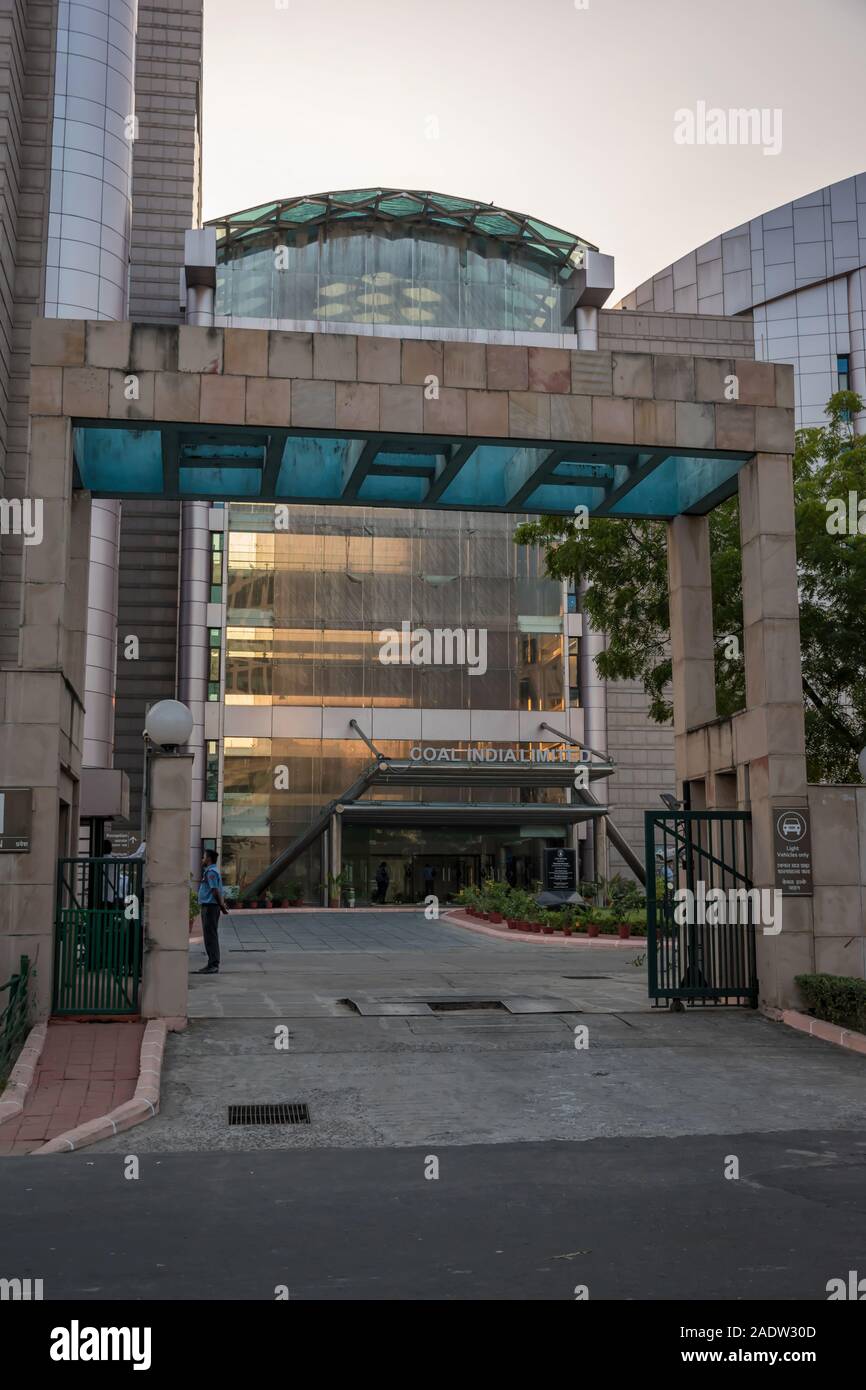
[0,1021,144,1155]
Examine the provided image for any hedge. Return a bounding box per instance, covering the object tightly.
[794,973,866,1034]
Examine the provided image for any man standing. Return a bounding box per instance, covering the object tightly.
[374,860,390,904]
[196,848,228,975]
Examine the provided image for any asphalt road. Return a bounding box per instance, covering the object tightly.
[2,1131,865,1300]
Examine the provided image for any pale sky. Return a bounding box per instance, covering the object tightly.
[202,0,866,301]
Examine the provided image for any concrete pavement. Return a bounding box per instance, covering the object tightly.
[82,910,866,1153]
[2,1133,866,1299]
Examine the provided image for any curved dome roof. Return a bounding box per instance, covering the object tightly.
[208,187,596,271]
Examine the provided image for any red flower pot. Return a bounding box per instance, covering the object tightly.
[562,928,572,937]
[489,912,504,924]
[618,923,631,940]
[587,922,600,938]
[542,925,554,935]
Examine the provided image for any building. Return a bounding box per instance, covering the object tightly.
[0,0,203,864]
[193,190,686,902]
[618,172,866,431]
[7,0,824,925]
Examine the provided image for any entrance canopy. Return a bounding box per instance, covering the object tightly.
[31,318,793,522]
[72,419,752,518]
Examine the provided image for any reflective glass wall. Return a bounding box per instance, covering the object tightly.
[221,505,569,897]
[216,225,574,333]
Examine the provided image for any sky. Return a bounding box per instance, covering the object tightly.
[202,0,866,302]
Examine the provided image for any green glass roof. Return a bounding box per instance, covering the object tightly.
[208,188,596,270]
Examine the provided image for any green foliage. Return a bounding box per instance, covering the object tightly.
[188,888,200,924]
[515,391,866,782]
[480,877,512,913]
[795,972,866,1033]
[603,874,645,914]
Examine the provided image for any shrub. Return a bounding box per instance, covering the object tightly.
[188,888,200,924]
[624,908,648,937]
[795,974,866,1033]
[604,874,646,915]
[481,877,512,914]
[504,887,538,922]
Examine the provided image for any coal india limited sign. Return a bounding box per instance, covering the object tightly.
[0,788,32,852]
[773,807,813,896]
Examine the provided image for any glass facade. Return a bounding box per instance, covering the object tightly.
[220,504,570,899]
[211,188,593,335]
[216,225,579,333]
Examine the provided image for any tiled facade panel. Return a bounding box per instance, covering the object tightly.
[0,0,54,667]
[127,0,202,323]
[115,0,204,834]
[618,173,866,428]
[604,678,677,879]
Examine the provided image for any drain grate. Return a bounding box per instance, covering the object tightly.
[428,999,507,1012]
[228,1103,310,1126]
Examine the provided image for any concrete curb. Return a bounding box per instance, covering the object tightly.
[443,909,645,948]
[0,1021,49,1129]
[765,1005,866,1056]
[32,1020,168,1155]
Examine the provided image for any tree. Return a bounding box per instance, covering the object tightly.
[514,391,866,783]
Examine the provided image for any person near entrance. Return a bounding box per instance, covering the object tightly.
[196,848,228,975]
[374,860,390,904]
[423,862,436,895]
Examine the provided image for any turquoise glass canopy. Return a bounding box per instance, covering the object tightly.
[72,420,752,518]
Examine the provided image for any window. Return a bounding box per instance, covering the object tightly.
[838,356,851,422]
[837,355,850,391]
[208,627,221,700]
[205,741,219,801]
[568,637,580,705]
[210,532,224,602]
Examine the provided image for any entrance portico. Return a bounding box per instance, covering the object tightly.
[3,317,800,1016]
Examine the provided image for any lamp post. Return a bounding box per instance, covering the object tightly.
[141,700,194,843]
[859,747,866,781]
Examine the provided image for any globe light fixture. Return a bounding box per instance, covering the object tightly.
[144,699,194,751]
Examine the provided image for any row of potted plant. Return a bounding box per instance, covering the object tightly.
[456,880,648,939]
[231,880,305,910]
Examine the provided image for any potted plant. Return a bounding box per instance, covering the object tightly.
[587,906,610,938]
[286,879,304,907]
[327,872,346,909]
[624,908,647,938]
[188,887,201,933]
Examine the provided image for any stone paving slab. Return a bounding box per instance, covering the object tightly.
[0,1021,144,1155]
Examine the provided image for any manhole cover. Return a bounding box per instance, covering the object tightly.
[228,1103,310,1126]
[427,1000,507,1012]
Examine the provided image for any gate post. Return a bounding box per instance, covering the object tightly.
[140,751,193,1026]
[667,514,717,747]
[738,451,813,1006]
[0,409,90,1018]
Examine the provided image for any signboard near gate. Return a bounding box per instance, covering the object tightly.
[544,846,577,893]
[773,807,813,895]
[0,788,32,852]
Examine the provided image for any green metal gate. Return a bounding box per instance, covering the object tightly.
[644,810,757,1008]
[53,857,144,1016]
